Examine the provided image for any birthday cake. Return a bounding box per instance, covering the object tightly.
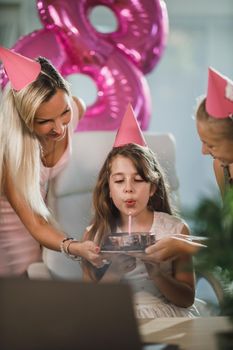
[101,232,156,252]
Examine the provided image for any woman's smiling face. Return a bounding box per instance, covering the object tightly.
[34,89,72,142]
[196,119,233,165]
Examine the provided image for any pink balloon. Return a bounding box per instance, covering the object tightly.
[0,0,169,131]
[38,0,168,74]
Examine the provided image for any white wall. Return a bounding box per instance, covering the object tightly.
[1,0,233,210]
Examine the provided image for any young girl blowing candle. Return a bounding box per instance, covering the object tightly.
[83,104,199,318]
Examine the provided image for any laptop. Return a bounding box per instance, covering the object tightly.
[0,278,178,350]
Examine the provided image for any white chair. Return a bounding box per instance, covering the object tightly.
[28,131,179,280]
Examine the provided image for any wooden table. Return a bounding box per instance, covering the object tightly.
[139,317,233,350]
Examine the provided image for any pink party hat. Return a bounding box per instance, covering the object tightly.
[0,46,41,91]
[113,104,147,147]
[206,67,233,119]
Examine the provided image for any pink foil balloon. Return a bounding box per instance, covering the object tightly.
[92,0,169,74]
[0,0,168,131]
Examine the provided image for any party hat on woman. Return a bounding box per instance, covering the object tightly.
[113,104,147,147]
[0,46,41,91]
[206,67,233,119]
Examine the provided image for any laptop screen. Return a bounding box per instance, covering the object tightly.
[0,278,142,350]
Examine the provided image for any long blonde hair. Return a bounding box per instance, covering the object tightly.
[0,57,71,219]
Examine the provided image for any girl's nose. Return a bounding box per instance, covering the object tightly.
[124,180,133,192]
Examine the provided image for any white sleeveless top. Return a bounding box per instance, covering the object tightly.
[122,212,200,318]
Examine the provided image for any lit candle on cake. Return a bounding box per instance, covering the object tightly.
[128,213,132,235]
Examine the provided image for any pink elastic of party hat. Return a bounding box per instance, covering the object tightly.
[206,67,233,119]
[113,103,147,147]
[0,46,41,91]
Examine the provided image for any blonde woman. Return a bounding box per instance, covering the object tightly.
[0,47,102,276]
[196,68,233,197]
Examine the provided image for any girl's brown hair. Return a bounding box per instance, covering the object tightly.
[86,143,174,245]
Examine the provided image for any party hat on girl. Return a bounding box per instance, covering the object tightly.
[0,46,41,91]
[113,104,147,147]
[206,67,233,119]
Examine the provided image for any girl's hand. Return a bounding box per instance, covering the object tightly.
[142,236,205,264]
[102,254,136,281]
[68,240,103,268]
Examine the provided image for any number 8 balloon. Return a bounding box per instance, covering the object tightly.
[0,0,168,131]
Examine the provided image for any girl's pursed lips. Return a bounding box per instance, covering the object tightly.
[125,200,136,206]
